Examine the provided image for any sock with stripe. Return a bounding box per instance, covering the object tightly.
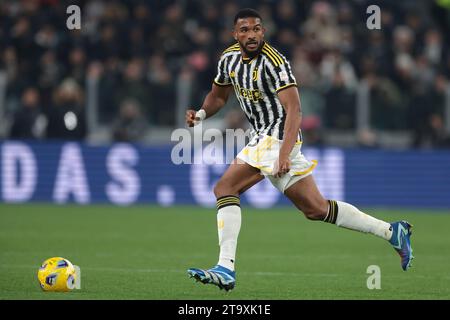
[324,200,393,241]
[216,195,241,271]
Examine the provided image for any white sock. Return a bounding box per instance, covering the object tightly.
[216,196,241,271]
[325,200,392,241]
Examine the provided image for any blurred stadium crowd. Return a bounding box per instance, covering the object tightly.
[1,0,450,148]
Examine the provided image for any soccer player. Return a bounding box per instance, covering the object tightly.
[186,8,413,291]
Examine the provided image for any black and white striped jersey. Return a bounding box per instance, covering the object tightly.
[214,41,299,141]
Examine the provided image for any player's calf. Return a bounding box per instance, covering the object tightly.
[285,185,327,221]
[300,204,328,221]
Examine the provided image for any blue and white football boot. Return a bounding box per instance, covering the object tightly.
[187,265,236,291]
[389,220,414,271]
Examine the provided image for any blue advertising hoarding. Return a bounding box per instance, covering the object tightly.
[0,141,449,208]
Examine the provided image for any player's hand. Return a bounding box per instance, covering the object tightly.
[185,109,197,127]
[273,155,291,178]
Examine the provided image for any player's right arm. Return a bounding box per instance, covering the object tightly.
[185,84,233,127]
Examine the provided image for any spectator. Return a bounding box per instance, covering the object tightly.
[324,71,356,130]
[302,115,324,147]
[115,58,152,122]
[147,54,175,125]
[112,99,149,142]
[303,1,342,51]
[412,74,450,148]
[46,78,86,140]
[10,87,46,139]
[67,47,87,85]
[368,74,405,130]
[414,114,450,149]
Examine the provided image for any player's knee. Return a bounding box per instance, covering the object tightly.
[213,180,236,198]
[213,183,223,198]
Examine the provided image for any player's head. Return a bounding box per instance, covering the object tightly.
[233,8,265,57]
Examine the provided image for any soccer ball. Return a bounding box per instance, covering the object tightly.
[37,257,76,292]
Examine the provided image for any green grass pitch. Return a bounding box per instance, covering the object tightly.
[1,204,449,299]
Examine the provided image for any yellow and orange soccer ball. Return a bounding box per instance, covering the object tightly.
[37,257,76,292]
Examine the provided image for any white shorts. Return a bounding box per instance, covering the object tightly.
[236,134,317,193]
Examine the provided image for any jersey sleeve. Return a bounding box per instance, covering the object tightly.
[264,50,298,93]
[213,55,232,87]
[274,60,297,93]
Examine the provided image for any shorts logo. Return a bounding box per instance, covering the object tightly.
[230,71,235,78]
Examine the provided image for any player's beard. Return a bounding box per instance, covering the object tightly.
[240,40,263,59]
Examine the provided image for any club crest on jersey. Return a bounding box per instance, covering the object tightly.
[252,68,259,81]
[229,71,235,78]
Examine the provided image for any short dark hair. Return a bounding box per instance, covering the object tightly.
[233,8,262,25]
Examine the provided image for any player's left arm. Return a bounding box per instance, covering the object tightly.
[275,86,302,177]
